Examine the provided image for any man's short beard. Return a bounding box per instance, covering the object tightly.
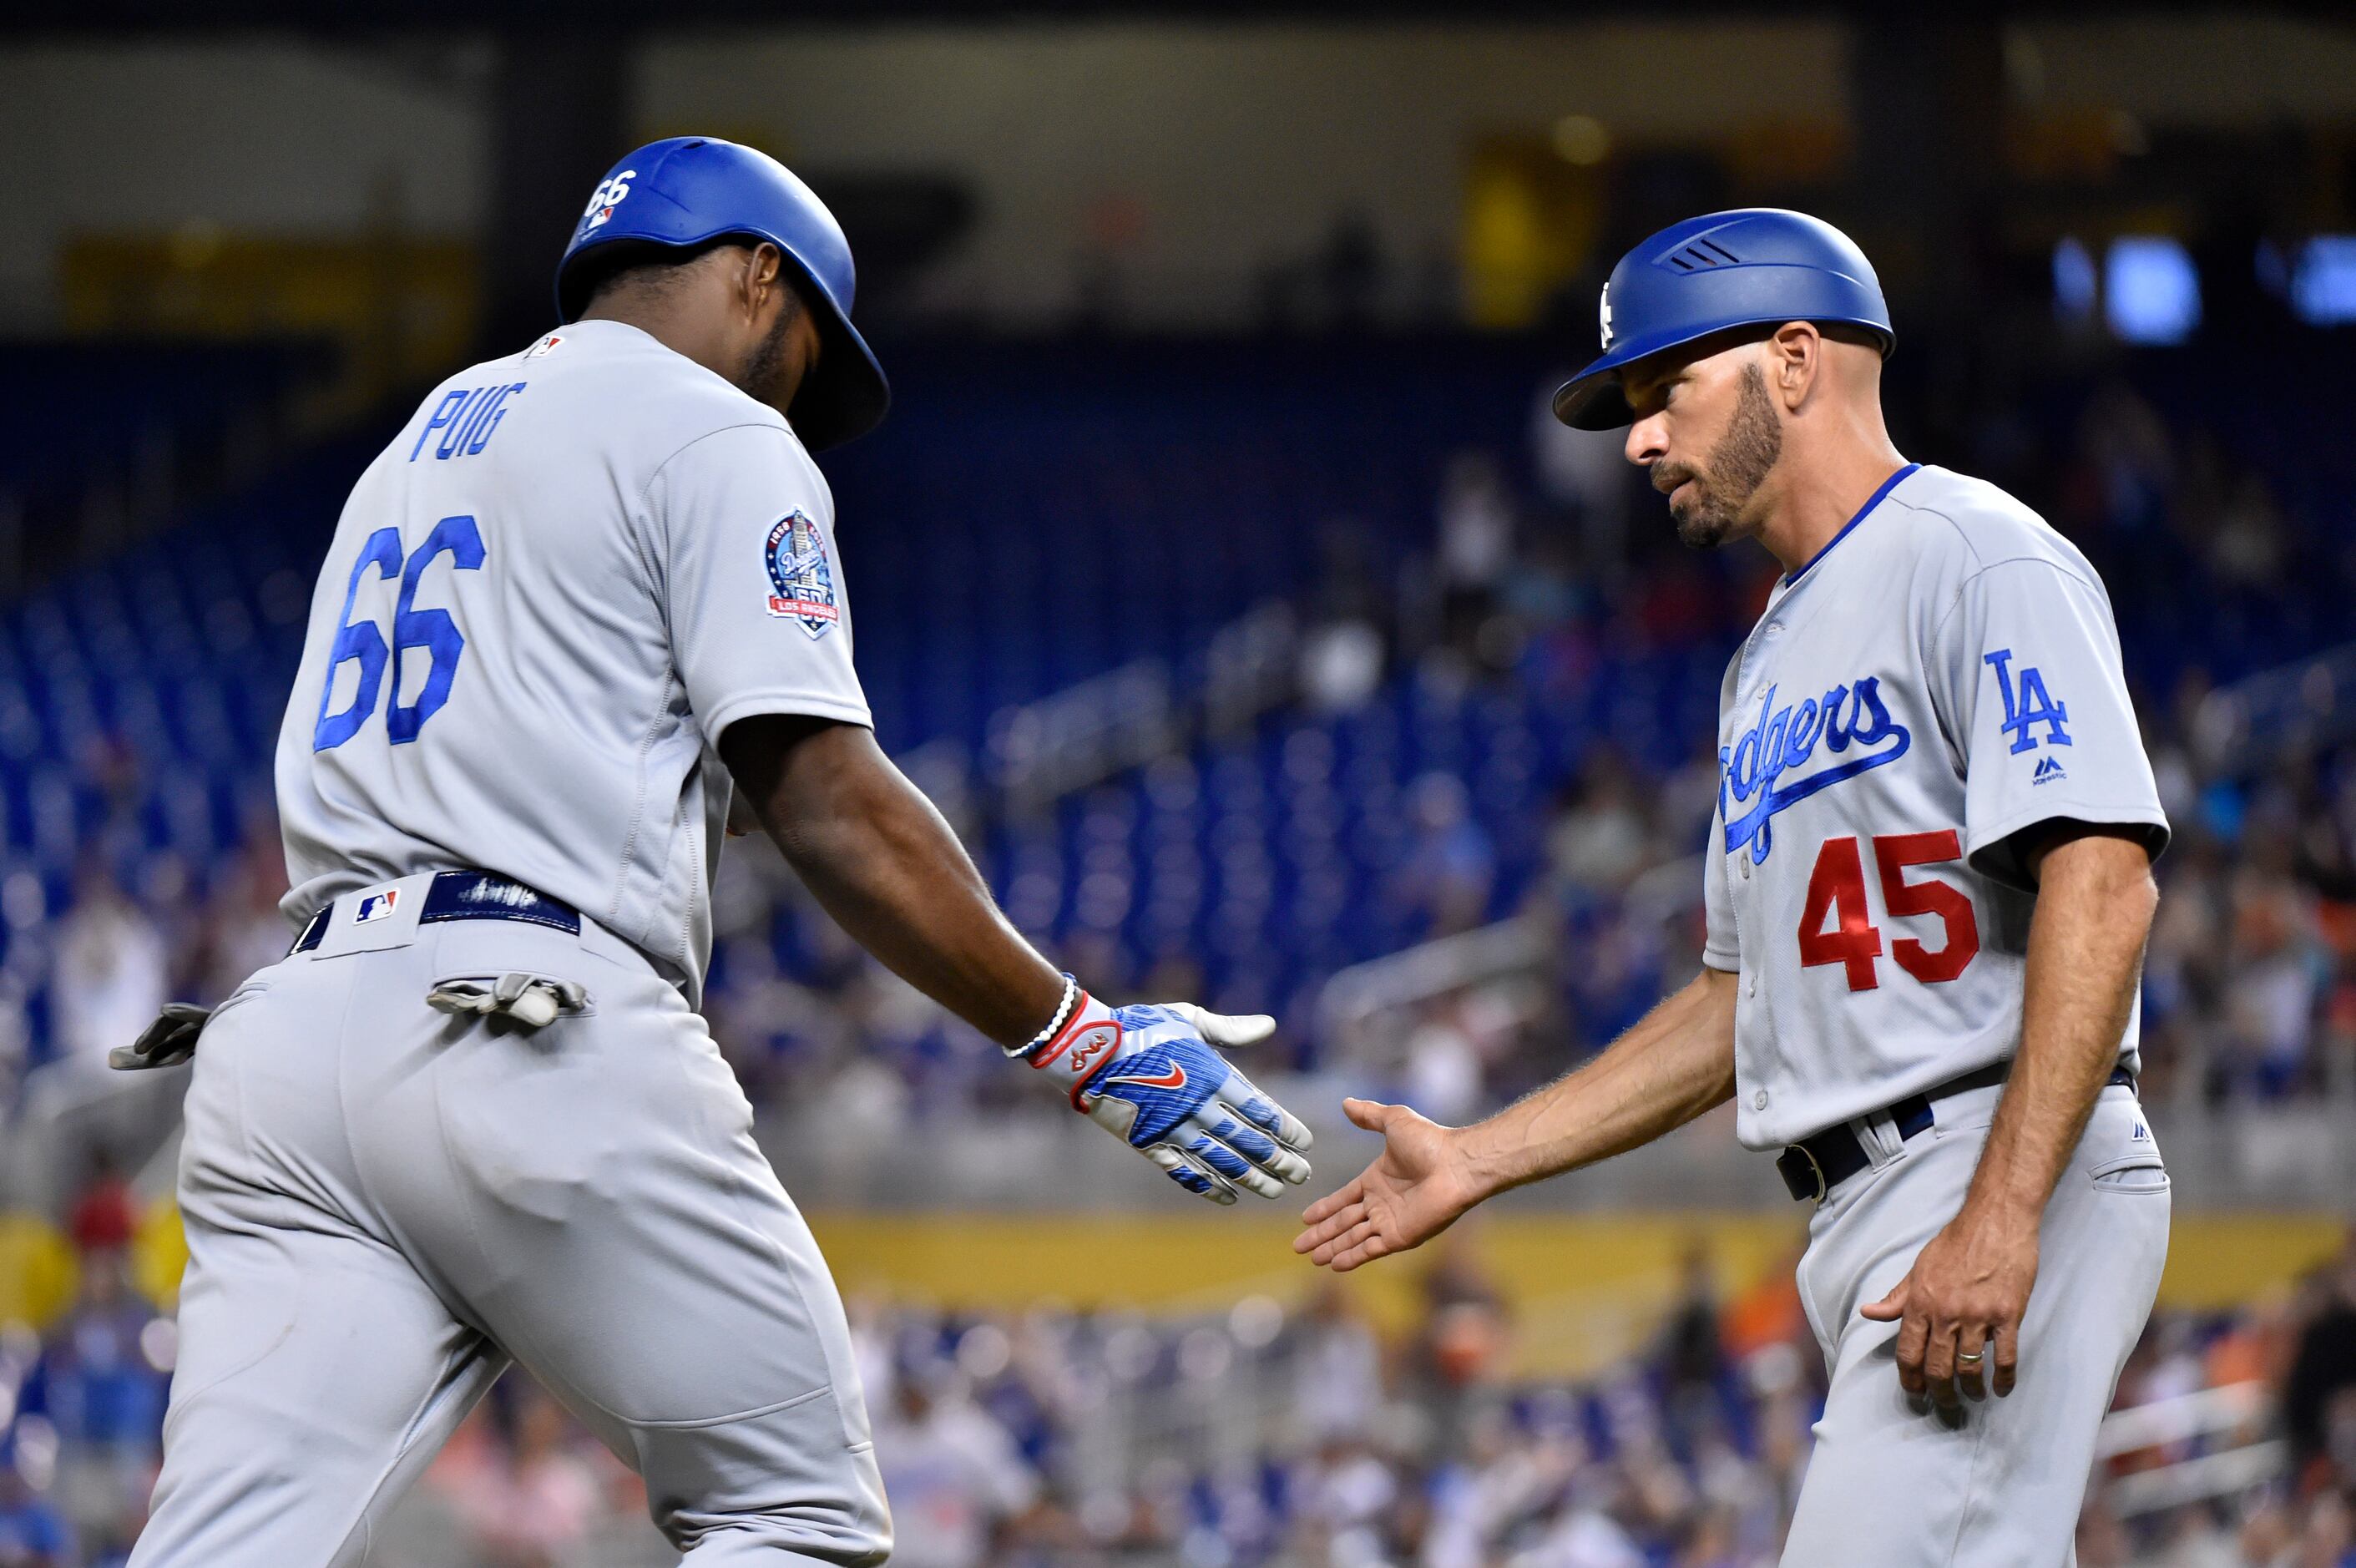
[736,301,799,407]
[1666,362,1783,549]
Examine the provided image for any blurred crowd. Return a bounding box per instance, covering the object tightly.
[1,341,2352,1566]
[7,373,2355,1141]
[6,1178,2353,1567]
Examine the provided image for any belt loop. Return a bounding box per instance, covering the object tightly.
[1857,1110,1903,1166]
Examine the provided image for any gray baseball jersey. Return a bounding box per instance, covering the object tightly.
[274,320,869,1000]
[1702,462,2169,1149]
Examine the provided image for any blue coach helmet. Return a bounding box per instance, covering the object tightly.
[1551,209,1893,431]
[555,136,890,451]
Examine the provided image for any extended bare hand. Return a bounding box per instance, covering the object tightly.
[1291,1098,1484,1272]
[1860,1206,2040,1409]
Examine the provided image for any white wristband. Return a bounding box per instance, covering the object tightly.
[1014,974,1079,1059]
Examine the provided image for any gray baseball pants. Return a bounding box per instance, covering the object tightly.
[128,876,890,1566]
[1781,1079,2171,1567]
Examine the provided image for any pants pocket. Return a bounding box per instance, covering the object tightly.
[2089,1151,2170,1194]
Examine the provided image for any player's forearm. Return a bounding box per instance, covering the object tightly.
[1963,830,2156,1224]
[1454,966,1737,1199]
[720,717,1066,1048]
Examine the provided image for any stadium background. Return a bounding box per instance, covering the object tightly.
[3,6,2355,1565]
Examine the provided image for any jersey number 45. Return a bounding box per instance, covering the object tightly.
[1797,830,1979,991]
[312,514,486,751]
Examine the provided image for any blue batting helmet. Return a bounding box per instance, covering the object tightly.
[555,136,890,451]
[1551,209,1893,431]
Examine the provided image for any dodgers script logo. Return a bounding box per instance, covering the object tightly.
[1721,677,1911,864]
[764,511,840,638]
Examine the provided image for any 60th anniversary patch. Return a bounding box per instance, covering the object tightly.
[764,511,840,638]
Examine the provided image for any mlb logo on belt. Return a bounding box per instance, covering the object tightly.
[764,510,841,639]
[354,889,401,924]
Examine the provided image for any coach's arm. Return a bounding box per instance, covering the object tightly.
[720,714,1069,1048]
[1860,823,2158,1409]
[1292,965,1738,1272]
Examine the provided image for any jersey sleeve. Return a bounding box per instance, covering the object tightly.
[1931,557,2168,890]
[646,422,873,747]
[1701,799,1739,971]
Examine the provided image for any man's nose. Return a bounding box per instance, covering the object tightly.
[1625,412,1666,467]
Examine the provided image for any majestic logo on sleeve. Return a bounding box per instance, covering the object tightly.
[1721,678,1912,864]
[764,511,840,639]
[1984,649,2072,755]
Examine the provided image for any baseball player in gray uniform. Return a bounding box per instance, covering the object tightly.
[120,137,1311,1566]
[1295,210,2170,1566]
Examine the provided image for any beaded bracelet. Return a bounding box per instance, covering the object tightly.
[1016,974,1080,1058]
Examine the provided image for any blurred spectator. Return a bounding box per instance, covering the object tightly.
[46,863,164,1074]
[38,1257,164,1461]
[1394,773,1495,938]
[446,1388,604,1568]
[1290,1284,1383,1446]
[1656,1241,1730,1453]
[872,1363,1040,1568]
[1300,519,1392,714]
[2284,1231,2356,1485]
[2221,864,2325,1098]
[61,1162,133,1260]
[1543,751,1655,902]
[0,1437,71,1568]
[1436,452,1516,661]
[1528,378,1635,577]
[1402,995,1486,1125]
[189,825,291,1003]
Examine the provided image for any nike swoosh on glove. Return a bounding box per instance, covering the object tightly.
[1022,990,1313,1205]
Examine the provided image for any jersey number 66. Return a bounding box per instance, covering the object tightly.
[312,514,486,751]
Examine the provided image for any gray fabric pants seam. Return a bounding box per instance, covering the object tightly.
[321,955,482,1567]
[670,1027,844,1428]
[1939,1374,2000,1568]
[156,1039,272,1425]
[635,1386,832,1432]
[332,1333,497,1565]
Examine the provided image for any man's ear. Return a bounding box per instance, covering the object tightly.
[726,242,776,323]
[1768,321,1821,411]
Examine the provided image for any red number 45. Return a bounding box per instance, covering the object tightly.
[1796,831,1979,992]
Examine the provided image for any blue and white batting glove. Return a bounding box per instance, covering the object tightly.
[1019,988,1314,1205]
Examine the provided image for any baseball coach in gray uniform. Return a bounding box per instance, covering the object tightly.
[120,138,1311,1566]
[1296,210,2170,1566]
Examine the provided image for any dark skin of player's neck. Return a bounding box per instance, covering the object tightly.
[579,240,824,420]
[1620,321,1909,577]
[581,240,1069,1048]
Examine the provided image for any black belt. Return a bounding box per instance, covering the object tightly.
[291,870,580,955]
[1776,1062,2136,1203]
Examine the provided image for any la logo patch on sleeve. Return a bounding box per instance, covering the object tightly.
[764,511,840,638]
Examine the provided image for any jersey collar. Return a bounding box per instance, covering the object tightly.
[1781,462,1920,587]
